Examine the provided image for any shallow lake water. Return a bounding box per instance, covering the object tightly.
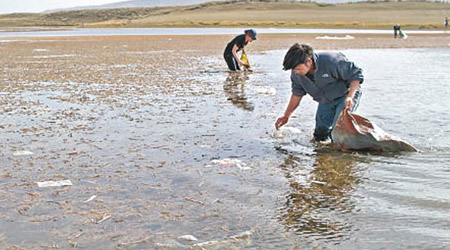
[0,27,447,38]
[0,43,449,249]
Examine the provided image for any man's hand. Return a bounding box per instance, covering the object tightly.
[238,60,244,67]
[344,96,353,111]
[275,116,289,130]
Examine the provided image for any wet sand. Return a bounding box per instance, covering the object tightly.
[1,33,450,249]
[1,33,449,83]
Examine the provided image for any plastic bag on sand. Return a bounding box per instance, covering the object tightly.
[331,111,417,152]
[13,150,34,156]
[209,158,251,170]
[37,180,73,188]
[272,126,302,139]
[315,35,355,40]
[178,235,198,241]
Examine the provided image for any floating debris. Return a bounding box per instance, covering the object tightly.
[96,214,111,224]
[311,180,327,185]
[316,35,355,40]
[209,158,251,170]
[272,126,302,139]
[13,150,34,156]
[119,236,151,246]
[192,240,226,249]
[178,235,198,241]
[33,49,50,52]
[185,197,204,205]
[229,230,252,240]
[156,239,187,249]
[256,86,277,95]
[37,180,73,188]
[83,195,97,203]
[192,231,253,249]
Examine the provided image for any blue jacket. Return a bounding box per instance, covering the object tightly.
[291,52,364,104]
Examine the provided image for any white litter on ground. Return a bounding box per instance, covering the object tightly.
[256,87,277,95]
[30,54,76,59]
[192,230,253,249]
[83,195,97,203]
[178,235,198,241]
[0,40,24,43]
[229,230,252,240]
[208,158,251,170]
[315,35,355,40]
[272,126,302,139]
[13,150,34,156]
[33,49,50,52]
[37,180,73,188]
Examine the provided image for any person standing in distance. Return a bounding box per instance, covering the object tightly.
[223,29,257,71]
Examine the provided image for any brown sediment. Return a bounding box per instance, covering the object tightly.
[1,33,448,84]
[1,33,449,84]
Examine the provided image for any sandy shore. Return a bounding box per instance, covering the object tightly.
[1,33,448,84]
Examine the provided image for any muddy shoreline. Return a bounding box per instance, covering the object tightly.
[1,34,450,249]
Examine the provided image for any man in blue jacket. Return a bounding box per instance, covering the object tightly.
[275,43,363,142]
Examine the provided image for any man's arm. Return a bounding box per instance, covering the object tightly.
[344,80,360,111]
[334,54,363,111]
[275,94,303,130]
[232,44,243,67]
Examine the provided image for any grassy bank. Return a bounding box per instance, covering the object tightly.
[0,1,449,29]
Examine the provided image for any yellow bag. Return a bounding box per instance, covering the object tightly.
[240,51,251,69]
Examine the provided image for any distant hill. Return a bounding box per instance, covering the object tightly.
[45,0,225,13]
[1,1,448,29]
[46,0,450,13]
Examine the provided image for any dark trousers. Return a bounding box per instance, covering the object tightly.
[224,53,240,71]
[314,90,362,141]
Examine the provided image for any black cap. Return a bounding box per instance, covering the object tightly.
[245,29,257,40]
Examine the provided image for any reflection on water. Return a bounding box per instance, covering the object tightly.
[223,72,255,111]
[278,148,363,242]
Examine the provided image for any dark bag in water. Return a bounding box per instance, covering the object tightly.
[331,111,417,152]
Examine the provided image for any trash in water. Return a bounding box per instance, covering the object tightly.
[96,214,111,224]
[13,150,34,156]
[208,158,251,170]
[192,230,253,249]
[331,111,417,152]
[185,197,204,205]
[192,240,226,249]
[33,49,50,52]
[37,180,73,188]
[156,239,187,249]
[272,126,302,139]
[229,230,252,240]
[83,195,97,203]
[256,87,276,95]
[315,35,355,40]
[178,235,198,241]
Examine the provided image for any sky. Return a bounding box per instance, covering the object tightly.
[0,0,124,14]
